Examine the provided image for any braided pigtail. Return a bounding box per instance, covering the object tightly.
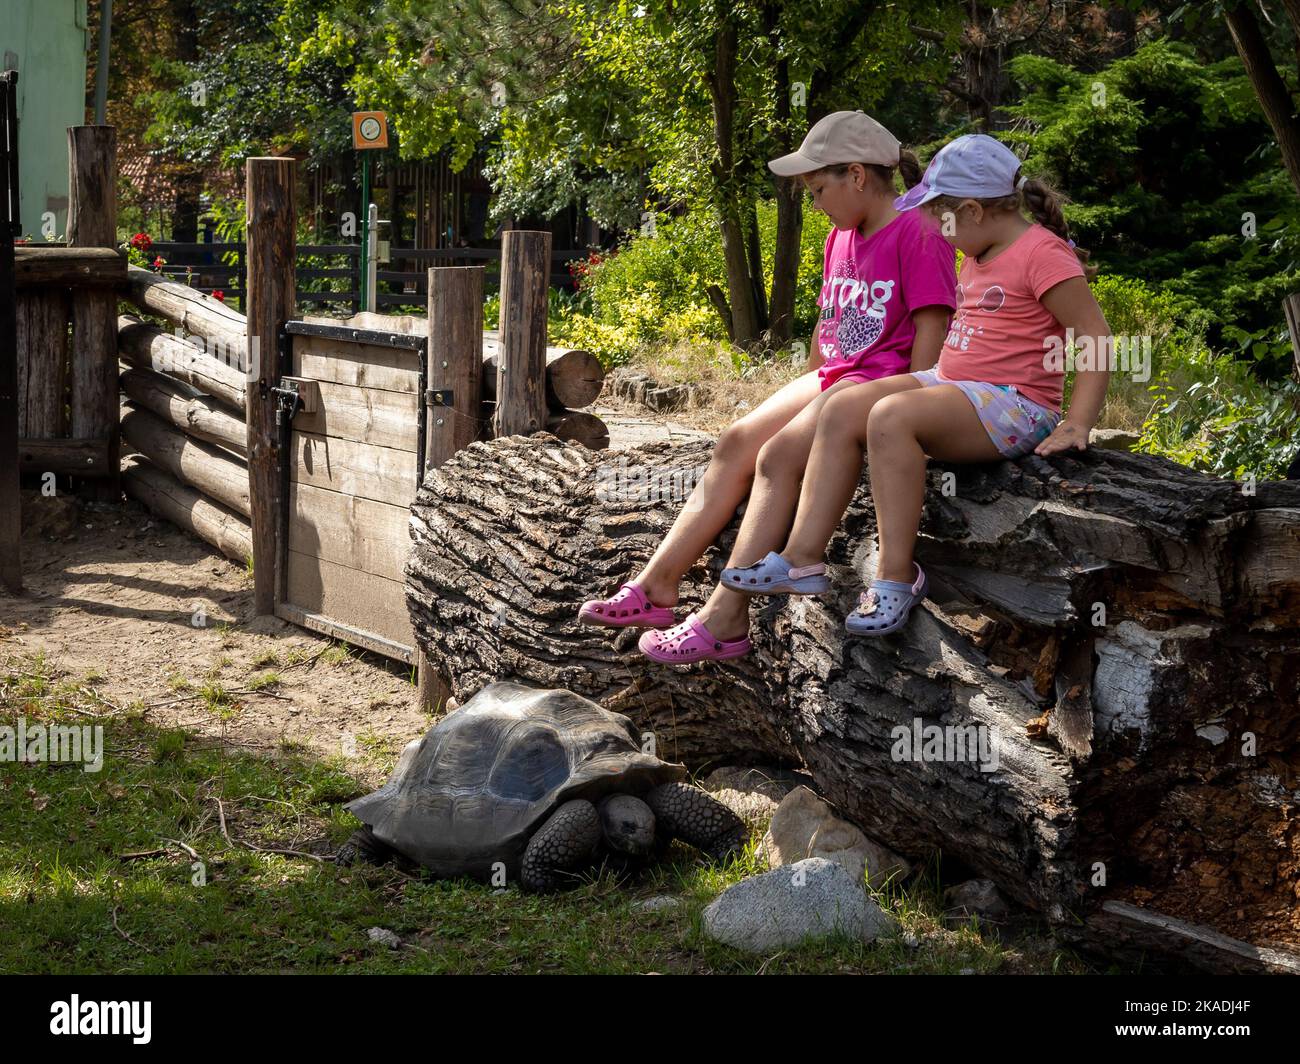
[1018,173,1097,280]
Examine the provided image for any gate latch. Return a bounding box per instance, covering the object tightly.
[272,377,318,426]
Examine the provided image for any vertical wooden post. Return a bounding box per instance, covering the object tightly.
[0,71,20,592]
[415,264,483,712]
[493,229,550,437]
[67,125,119,502]
[244,157,296,616]
[425,266,483,469]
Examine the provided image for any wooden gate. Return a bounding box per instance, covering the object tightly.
[274,320,428,664]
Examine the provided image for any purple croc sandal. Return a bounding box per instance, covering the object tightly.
[578,581,677,628]
[720,550,830,595]
[638,613,751,664]
[845,563,928,636]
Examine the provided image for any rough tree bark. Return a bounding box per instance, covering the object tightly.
[406,434,1300,970]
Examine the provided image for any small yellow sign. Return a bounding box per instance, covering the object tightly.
[352,112,389,149]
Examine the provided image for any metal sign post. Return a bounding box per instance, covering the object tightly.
[351,111,387,311]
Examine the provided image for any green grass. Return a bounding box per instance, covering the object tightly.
[0,649,1092,974]
[246,671,281,692]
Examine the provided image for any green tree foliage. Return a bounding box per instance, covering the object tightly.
[1003,37,1300,377]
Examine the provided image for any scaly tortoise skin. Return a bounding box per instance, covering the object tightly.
[337,681,748,892]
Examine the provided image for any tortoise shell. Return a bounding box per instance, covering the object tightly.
[346,681,686,879]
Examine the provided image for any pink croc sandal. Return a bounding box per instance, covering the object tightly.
[578,581,677,628]
[637,612,751,664]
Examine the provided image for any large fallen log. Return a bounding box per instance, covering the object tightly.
[120,403,250,517]
[118,314,246,413]
[121,454,252,564]
[124,265,248,369]
[119,366,247,456]
[405,434,1300,971]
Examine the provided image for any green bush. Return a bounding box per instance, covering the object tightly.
[550,200,831,368]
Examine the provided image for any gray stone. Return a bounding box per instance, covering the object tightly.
[702,765,813,829]
[702,857,898,953]
[1089,427,1141,451]
[645,384,696,412]
[942,878,1010,927]
[632,895,683,913]
[366,927,401,949]
[761,785,911,889]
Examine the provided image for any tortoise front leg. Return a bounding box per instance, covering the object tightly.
[520,799,602,892]
[645,782,748,861]
[336,825,395,867]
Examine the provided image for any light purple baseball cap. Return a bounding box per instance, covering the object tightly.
[894,134,1025,211]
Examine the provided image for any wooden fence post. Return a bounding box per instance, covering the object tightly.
[425,266,483,469]
[0,71,20,592]
[415,264,484,712]
[67,125,119,502]
[493,229,550,437]
[244,157,296,616]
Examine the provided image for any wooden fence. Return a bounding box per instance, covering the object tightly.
[11,127,123,497]
[6,137,608,705]
[119,160,606,710]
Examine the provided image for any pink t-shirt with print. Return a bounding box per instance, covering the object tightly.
[816,209,957,389]
[936,223,1085,412]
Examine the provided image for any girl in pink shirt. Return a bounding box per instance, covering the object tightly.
[721,134,1113,638]
[577,111,958,662]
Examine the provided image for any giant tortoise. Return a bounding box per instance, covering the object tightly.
[337,682,748,891]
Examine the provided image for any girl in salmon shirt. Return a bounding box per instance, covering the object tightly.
[578,111,959,662]
[721,133,1113,637]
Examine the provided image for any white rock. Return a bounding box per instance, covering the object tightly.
[366,927,401,949]
[702,857,898,953]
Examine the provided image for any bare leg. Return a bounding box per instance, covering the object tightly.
[781,375,925,569]
[628,370,827,608]
[696,374,926,640]
[863,385,1001,581]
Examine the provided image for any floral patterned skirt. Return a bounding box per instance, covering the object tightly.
[909,368,1061,459]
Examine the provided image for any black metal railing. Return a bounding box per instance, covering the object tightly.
[146,241,590,313]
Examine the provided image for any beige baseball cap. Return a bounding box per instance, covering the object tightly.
[768,110,901,177]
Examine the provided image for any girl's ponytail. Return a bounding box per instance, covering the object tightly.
[857,148,922,194]
[897,148,923,190]
[1018,172,1097,280]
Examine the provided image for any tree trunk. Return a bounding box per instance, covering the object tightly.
[706,12,760,349]
[405,434,1300,968]
[1225,2,1300,198]
[763,2,800,352]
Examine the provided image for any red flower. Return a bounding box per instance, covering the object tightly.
[130,232,153,252]
[212,290,225,302]
[152,255,164,267]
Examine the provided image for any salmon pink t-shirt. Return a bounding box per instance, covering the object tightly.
[816,210,957,390]
[936,223,1084,412]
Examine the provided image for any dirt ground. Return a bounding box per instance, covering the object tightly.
[0,490,432,785]
[0,399,709,784]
